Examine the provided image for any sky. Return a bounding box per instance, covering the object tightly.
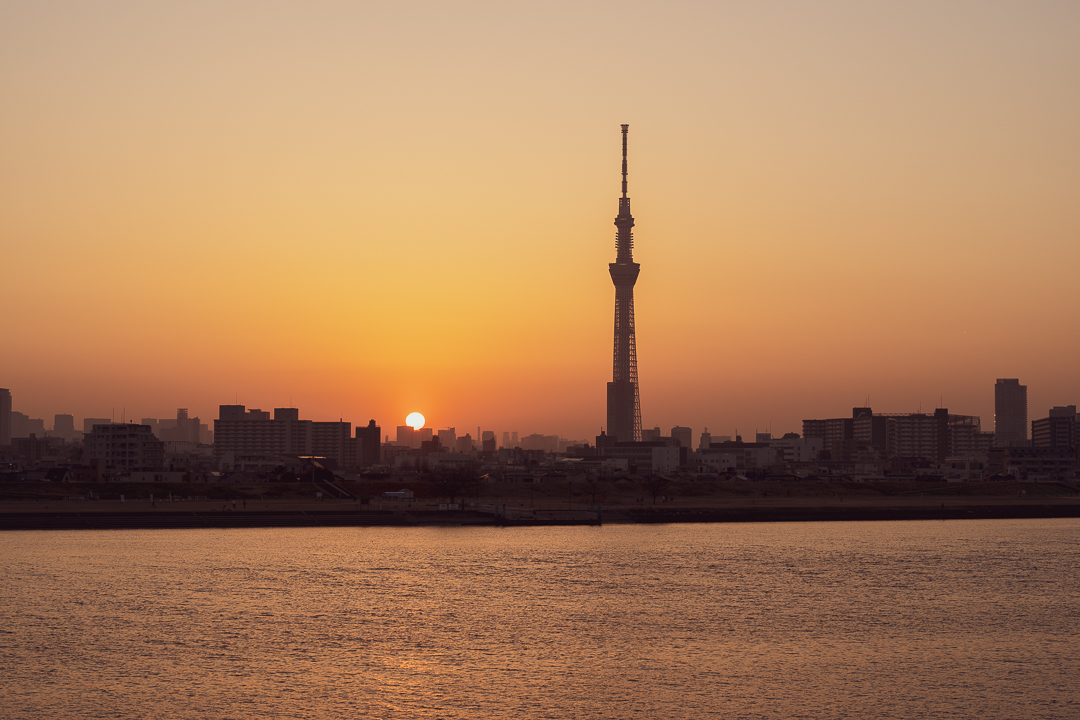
[2,0,1078,440]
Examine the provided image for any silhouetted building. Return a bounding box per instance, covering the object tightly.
[395,425,432,449]
[13,434,66,467]
[482,430,496,453]
[520,433,560,453]
[995,378,1028,446]
[1049,405,1078,419]
[803,417,854,458]
[173,408,193,441]
[698,439,778,473]
[52,414,78,442]
[769,435,824,464]
[885,410,950,461]
[606,124,642,442]
[847,407,885,455]
[312,420,354,469]
[805,407,982,462]
[697,429,731,450]
[0,388,10,446]
[998,445,1077,480]
[438,427,457,450]
[156,408,204,443]
[213,405,354,468]
[86,424,165,470]
[9,412,44,439]
[356,420,381,468]
[215,406,290,458]
[84,418,111,434]
[948,421,995,459]
[395,425,416,448]
[596,433,680,473]
[1032,410,1076,450]
[670,426,692,448]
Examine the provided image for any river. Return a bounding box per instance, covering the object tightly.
[2,519,1078,718]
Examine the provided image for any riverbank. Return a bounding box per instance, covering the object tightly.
[3,494,1080,530]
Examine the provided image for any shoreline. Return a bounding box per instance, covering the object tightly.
[4,496,1080,531]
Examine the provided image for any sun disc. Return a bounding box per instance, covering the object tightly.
[406,412,425,430]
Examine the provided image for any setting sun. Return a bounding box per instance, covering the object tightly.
[406,412,425,430]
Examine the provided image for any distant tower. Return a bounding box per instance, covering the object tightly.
[994,378,1028,446]
[606,124,642,442]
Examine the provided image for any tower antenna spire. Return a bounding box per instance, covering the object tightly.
[621,123,629,198]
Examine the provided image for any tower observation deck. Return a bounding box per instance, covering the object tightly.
[607,124,642,442]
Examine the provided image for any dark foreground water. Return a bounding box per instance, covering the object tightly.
[2,520,1078,719]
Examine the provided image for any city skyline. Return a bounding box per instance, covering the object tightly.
[3,2,1079,439]
[4,375,1076,447]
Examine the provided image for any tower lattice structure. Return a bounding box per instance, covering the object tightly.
[607,124,642,442]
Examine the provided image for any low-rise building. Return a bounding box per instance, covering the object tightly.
[595,434,680,473]
[696,440,779,473]
[999,446,1078,480]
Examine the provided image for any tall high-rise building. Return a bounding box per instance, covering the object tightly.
[396,425,416,448]
[606,124,642,442]
[311,420,355,468]
[53,414,77,441]
[438,427,456,450]
[994,378,1028,446]
[356,420,381,468]
[0,388,11,446]
[10,412,30,439]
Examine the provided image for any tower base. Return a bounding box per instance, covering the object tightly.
[607,380,638,443]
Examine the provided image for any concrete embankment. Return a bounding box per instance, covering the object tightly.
[3,501,1080,530]
[0,509,417,531]
[622,503,1080,524]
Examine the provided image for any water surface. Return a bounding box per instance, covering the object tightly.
[2,520,1078,718]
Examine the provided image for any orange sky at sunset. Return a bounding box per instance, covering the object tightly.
[3,1,1078,440]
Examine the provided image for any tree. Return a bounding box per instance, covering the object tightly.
[430,462,481,506]
[640,474,670,505]
[581,472,605,506]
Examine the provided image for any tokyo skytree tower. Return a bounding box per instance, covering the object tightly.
[606,124,642,442]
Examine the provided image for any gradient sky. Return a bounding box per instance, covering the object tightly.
[3,1,1078,440]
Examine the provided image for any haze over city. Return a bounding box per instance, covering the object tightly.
[4,0,1078,439]
[5,4,1080,719]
